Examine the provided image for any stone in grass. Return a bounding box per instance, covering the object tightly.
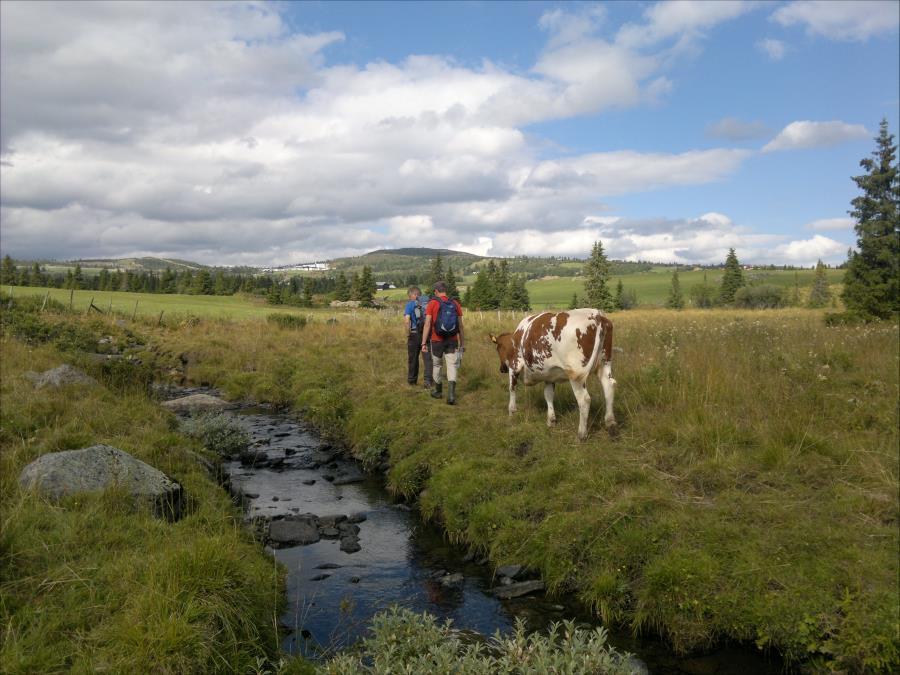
[24,364,97,389]
[18,445,184,520]
[161,393,231,413]
[268,517,320,547]
[496,564,525,580]
[492,580,545,599]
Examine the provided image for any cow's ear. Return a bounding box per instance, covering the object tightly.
[490,333,497,344]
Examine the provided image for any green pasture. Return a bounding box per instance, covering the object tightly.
[0,286,317,320]
[527,267,845,308]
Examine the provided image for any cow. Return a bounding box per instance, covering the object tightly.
[489,309,617,440]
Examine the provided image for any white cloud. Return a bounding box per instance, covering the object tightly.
[762,120,869,152]
[805,217,856,231]
[617,1,754,49]
[772,1,899,41]
[757,37,787,60]
[486,212,850,266]
[770,234,848,264]
[706,117,771,141]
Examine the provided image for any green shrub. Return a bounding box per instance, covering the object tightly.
[733,284,785,309]
[321,607,638,674]
[181,411,250,457]
[823,310,878,326]
[267,313,308,330]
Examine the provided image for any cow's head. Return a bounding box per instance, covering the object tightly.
[489,333,518,374]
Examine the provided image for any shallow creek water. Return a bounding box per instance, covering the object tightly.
[209,402,782,674]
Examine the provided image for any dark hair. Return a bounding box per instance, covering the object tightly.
[433,281,447,293]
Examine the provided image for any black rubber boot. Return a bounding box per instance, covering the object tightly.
[430,382,443,399]
[446,381,456,405]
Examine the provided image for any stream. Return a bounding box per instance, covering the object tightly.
[185,396,783,674]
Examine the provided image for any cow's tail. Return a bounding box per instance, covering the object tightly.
[581,311,606,384]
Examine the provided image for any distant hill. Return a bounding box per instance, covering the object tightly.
[329,248,483,279]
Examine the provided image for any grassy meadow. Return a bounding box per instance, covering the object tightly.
[0,302,315,673]
[2,288,897,671]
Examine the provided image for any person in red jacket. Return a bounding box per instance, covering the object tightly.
[420,280,464,404]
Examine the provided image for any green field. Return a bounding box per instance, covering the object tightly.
[1,286,315,320]
[526,267,846,308]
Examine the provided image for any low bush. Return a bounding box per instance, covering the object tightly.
[180,411,250,457]
[321,607,638,674]
[823,310,878,326]
[267,313,308,330]
[733,284,785,309]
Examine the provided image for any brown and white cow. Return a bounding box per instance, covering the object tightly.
[490,309,617,440]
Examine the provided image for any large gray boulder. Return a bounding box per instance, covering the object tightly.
[24,365,97,389]
[268,516,321,547]
[18,445,184,520]
[161,393,230,412]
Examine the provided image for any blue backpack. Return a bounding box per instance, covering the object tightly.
[435,296,459,337]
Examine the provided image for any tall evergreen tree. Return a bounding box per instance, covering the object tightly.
[497,259,509,294]
[266,283,283,305]
[192,269,213,295]
[358,265,375,306]
[28,263,44,287]
[335,271,351,301]
[349,272,362,301]
[72,264,84,290]
[583,240,614,311]
[614,280,625,310]
[301,277,314,307]
[807,260,832,308]
[667,269,684,309]
[842,118,900,319]
[502,274,530,311]
[428,253,444,292]
[1,255,16,285]
[466,270,497,309]
[446,263,460,299]
[719,248,745,304]
[568,292,579,310]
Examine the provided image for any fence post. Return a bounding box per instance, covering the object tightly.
[69,287,74,310]
[40,291,50,312]
[86,296,94,315]
[131,300,139,321]
[157,310,164,327]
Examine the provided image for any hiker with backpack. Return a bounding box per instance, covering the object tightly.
[404,286,433,387]
[420,280,464,405]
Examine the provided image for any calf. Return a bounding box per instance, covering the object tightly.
[490,309,617,440]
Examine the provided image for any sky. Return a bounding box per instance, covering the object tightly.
[1,1,898,267]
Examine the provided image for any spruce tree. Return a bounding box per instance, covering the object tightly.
[193,269,213,295]
[1,255,16,285]
[485,260,502,307]
[335,271,350,301]
[301,277,314,307]
[719,248,744,304]
[807,260,832,308]
[29,263,43,287]
[446,263,460,299]
[583,240,613,311]
[349,273,361,301]
[568,292,579,310]
[503,274,531,311]
[428,254,444,292]
[841,118,899,319]
[667,269,684,309]
[789,271,801,306]
[73,264,84,290]
[690,272,716,308]
[614,280,625,310]
[266,283,282,305]
[358,265,375,306]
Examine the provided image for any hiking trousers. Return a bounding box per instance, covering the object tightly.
[431,338,459,385]
[407,329,432,384]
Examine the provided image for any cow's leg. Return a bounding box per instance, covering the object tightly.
[599,361,618,435]
[544,383,556,427]
[508,371,518,415]
[569,379,591,440]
